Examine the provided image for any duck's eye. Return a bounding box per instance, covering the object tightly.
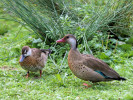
[24,50,27,53]
[66,36,69,39]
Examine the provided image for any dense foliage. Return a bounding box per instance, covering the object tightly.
[1,0,133,59]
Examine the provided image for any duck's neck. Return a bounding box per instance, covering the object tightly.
[70,44,77,50]
[69,39,78,50]
[68,48,81,61]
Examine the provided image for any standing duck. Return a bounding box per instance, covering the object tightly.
[56,34,126,85]
[19,46,51,78]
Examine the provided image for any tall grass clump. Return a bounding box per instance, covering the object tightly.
[3,0,133,37]
[2,0,133,54]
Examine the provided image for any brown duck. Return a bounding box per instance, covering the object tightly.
[56,34,126,84]
[19,46,51,78]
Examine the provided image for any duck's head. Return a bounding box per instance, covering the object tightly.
[19,46,32,62]
[56,34,78,49]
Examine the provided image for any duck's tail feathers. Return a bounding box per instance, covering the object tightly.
[118,77,126,81]
[107,77,126,81]
[40,49,52,55]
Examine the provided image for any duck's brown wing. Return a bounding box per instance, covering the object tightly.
[83,57,120,78]
[31,48,42,58]
[40,49,51,55]
[32,48,51,66]
[82,54,94,58]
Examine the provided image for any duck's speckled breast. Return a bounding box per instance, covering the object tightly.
[19,56,43,72]
[68,49,88,80]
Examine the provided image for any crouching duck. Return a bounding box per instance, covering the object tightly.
[56,34,126,86]
[19,46,51,78]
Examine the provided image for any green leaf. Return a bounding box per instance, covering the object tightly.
[56,74,62,82]
[98,52,110,59]
[118,44,132,51]
[126,37,133,45]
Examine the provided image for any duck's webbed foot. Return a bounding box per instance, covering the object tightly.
[83,83,92,88]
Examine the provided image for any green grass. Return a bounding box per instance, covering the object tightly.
[0,52,133,100]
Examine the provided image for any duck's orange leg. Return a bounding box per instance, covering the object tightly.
[40,70,42,77]
[25,71,29,78]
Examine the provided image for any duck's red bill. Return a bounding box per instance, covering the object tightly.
[56,38,65,43]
